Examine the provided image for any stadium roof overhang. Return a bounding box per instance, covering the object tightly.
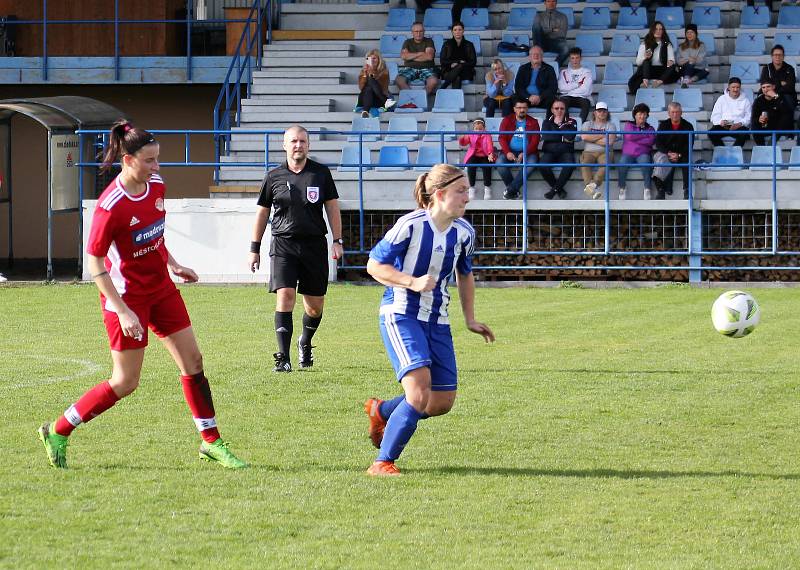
[0,96,127,280]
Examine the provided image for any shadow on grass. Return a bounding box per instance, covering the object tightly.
[412,466,800,481]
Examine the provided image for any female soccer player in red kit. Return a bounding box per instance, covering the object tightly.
[37,120,246,469]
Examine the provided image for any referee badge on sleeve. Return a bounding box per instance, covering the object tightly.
[306,186,320,203]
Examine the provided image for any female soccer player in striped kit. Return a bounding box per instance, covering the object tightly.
[37,120,246,469]
[363,163,495,476]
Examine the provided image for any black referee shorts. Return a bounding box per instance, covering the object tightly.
[269,235,329,296]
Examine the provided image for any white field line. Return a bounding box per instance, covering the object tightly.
[0,354,104,390]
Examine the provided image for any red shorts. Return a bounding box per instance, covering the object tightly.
[102,288,191,351]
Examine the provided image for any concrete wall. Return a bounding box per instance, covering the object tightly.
[0,84,221,261]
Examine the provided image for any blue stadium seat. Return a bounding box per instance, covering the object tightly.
[583,60,597,81]
[778,6,800,28]
[610,33,640,57]
[415,145,447,171]
[634,88,666,112]
[424,116,457,141]
[774,32,800,56]
[466,33,482,56]
[431,34,444,54]
[385,116,419,142]
[432,89,465,112]
[387,61,398,83]
[729,59,761,85]
[580,7,611,30]
[395,89,428,113]
[575,33,604,56]
[498,33,531,56]
[597,86,628,112]
[560,8,575,29]
[655,7,685,31]
[461,8,489,31]
[750,146,785,170]
[788,146,800,170]
[376,146,410,171]
[603,60,633,85]
[741,6,771,29]
[617,7,647,29]
[357,0,386,4]
[338,145,372,172]
[379,34,406,58]
[511,0,537,3]
[508,7,536,31]
[431,0,453,6]
[483,116,503,137]
[710,146,744,171]
[735,32,765,56]
[672,87,703,112]
[348,117,381,142]
[385,8,415,32]
[691,6,721,29]
[699,32,716,56]
[424,8,452,31]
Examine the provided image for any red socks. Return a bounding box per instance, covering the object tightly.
[54,380,120,436]
[180,372,220,443]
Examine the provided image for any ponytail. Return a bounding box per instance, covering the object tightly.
[413,163,466,209]
[100,119,157,173]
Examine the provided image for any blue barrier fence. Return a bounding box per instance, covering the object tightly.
[75,127,800,281]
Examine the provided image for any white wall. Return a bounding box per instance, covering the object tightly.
[82,199,337,284]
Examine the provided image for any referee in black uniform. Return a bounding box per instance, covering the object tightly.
[249,125,344,372]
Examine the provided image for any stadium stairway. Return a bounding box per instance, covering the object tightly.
[214,0,800,208]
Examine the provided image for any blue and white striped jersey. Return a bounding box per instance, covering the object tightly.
[369,209,475,325]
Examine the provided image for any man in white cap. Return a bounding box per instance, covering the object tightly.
[579,101,616,199]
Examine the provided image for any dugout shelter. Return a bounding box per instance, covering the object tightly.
[0,95,126,280]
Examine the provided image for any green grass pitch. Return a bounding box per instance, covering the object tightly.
[1,283,799,568]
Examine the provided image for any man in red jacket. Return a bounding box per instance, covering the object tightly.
[497,97,541,199]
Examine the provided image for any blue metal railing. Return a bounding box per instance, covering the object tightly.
[74,126,800,281]
[212,0,270,182]
[1,0,269,82]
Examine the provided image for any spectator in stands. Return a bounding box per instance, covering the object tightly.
[459,117,496,200]
[676,24,709,87]
[760,44,797,114]
[652,102,694,200]
[514,45,558,113]
[628,21,679,94]
[356,49,396,118]
[452,0,489,26]
[440,21,477,89]
[483,58,515,117]
[580,101,616,200]
[751,78,794,146]
[557,47,592,122]
[708,77,751,148]
[617,103,656,200]
[497,97,541,200]
[539,98,578,199]
[532,0,569,67]
[396,22,439,95]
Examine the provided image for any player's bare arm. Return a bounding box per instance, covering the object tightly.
[87,253,142,339]
[323,198,344,260]
[456,271,495,343]
[249,205,270,272]
[366,258,436,292]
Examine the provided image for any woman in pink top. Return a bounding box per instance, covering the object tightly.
[458,117,496,200]
[617,103,656,200]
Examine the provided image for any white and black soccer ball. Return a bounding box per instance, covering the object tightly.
[711,290,760,338]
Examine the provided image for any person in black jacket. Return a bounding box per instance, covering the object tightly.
[439,21,477,89]
[759,44,797,114]
[651,102,694,199]
[539,98,578,199]
[751,78,794,146]
[514,45,558,112]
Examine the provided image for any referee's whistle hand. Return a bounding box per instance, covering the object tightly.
[331,243,343,260]
[249,253,260,272]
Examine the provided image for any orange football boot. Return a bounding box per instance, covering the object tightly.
[367,460,401,477]
[364,398,387,449]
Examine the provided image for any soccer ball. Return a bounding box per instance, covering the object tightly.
[711,290,760,338]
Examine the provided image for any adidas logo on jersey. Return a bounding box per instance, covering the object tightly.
[129,216,140,226]
[434,245,445,252]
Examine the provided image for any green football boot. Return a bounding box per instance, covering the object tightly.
[37,422,68,469]
[198,439,247,469]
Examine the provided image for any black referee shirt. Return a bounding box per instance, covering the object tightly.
[257,159,339,238]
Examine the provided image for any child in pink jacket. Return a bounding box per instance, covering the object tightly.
[458,117,496,200]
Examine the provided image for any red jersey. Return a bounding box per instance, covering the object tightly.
[87,174,174,304]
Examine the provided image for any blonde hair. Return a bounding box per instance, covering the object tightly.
[413,164,466,209]
[365,49,387,76]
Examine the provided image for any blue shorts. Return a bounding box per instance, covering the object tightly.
[379,312,458,391]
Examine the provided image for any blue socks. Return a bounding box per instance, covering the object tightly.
[377,399,425,462]
[378,395,405,420]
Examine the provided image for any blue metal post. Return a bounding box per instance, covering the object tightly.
[521,131,528,254]
[186,0,193,81]
[771,133,778,254]
[603,131,611,255]
[42,0,48,81]
[687,132,701,282]
[358,133,365,252]
[114,0,120,81]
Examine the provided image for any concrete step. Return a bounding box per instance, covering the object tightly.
[264,43,353,53]
[252,70,344,81]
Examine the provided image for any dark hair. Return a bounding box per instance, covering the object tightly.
[631,103,650,118]
[728,76,742,86]
[100,119,156,173]
[680,24,702,50]
[644,20,671,51]
[772,44,785,55]
[451,21,464,30]
[512,96,530,107]
[569,46,582,57]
